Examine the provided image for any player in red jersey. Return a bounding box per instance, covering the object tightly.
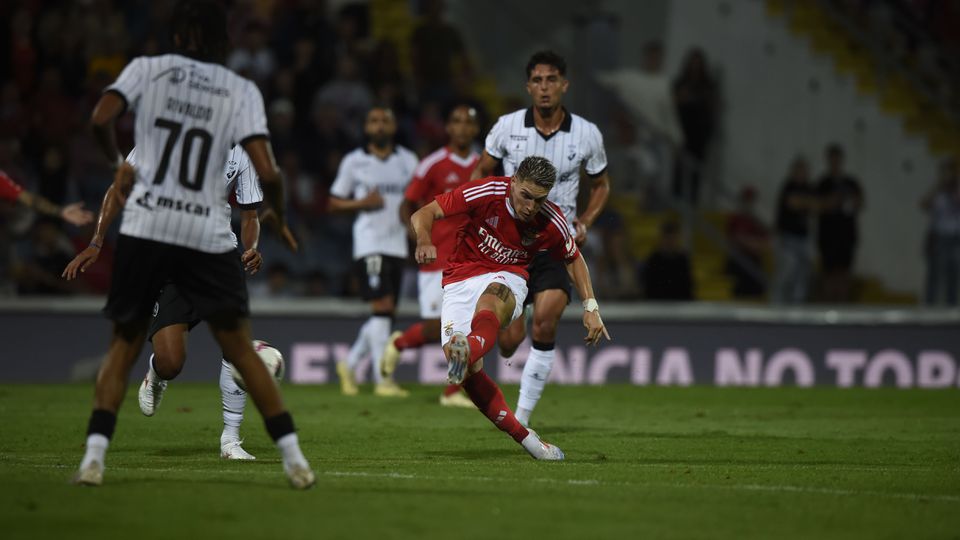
[410,156,610,459]
[380,104,478,408]
[0,170,93,226]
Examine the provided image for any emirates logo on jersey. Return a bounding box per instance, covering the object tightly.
[477,226,525,265]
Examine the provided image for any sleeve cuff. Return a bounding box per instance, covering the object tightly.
[103,88,129,116]
[586,166,608,179]
[238,202,263,210]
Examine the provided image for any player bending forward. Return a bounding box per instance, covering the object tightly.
[410,156,609,459]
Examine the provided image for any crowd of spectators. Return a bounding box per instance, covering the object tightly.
[0,1,955,306]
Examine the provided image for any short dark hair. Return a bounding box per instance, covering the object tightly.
[171,0,228,64]
[525,50,567,79]
[444,102,478,123]
[514,156,557,191]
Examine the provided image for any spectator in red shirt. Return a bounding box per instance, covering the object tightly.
[726,185,770,299]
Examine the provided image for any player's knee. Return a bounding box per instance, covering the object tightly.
[531,317,559,342]
[499,342,520,359]
[153,351,185,380]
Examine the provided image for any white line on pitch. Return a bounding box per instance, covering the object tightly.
[16,462,960,503]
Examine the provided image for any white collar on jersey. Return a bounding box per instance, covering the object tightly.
[505,191,517,218]
[446,148,478,168]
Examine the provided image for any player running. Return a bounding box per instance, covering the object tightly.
[64,145,297,460]
[380,104,479,408]
[411,156,610,460]
[68,0,315,489]
[471,51,611,427]
[329,105,417,397]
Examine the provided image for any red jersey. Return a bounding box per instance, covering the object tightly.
[435,176,580,286]
[0,170,24,203]
[405,146,479,272]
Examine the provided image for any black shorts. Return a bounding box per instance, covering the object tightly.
[356,254,404,301]
[148,283,202,341]
[104,235,249,325]
[524,251,572,306]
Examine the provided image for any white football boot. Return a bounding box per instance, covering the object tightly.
[439,390,475,408]
[521,430,565,461]
[138,369,168,417]
[285,463,317,490]
[446,332,470,385]
[72,461,104,486]
[220,439,256,460]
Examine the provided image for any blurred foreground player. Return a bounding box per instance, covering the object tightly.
[381,104,479,408]
[64,146,297,460]
[70,1,314,488]
[410,156,610,459]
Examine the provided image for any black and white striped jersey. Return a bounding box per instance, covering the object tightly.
[484,107,607,228]
[107,54,268,253]
[126,145,262,250]
[330,146,418,260]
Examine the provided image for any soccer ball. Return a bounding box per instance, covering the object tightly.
[232,340,285,391]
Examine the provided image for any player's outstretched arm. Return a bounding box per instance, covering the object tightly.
[573,171,611,244]
[470,150,500,180]
[17,191,94,226]
[62,163,132,280]
[410,200,445,265]
[565,253,611,345]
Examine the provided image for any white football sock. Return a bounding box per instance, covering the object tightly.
[80,433,109,469]
[346,319,373,369]
[367,315,392,384]
[219,359,246,443]
[276,433,308,470]
[516,346,555,425]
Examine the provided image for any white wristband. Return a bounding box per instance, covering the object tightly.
[582,298,599,312]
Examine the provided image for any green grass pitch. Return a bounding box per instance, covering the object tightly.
[1,383,958,539]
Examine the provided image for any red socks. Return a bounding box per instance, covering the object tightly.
[442,384,461,396]
[468,310,499,364]
[462,370,529,443]
[394,322,426,350]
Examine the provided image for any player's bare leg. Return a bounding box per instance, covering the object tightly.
[138,323,188,416]
[498,312,527,359]
[75,319,149,486]
[444,283,563,460]
[516,289,567,427]
[209,316,315,489]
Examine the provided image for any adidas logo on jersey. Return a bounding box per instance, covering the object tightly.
[486,216,499,228]
[470,335,486,349]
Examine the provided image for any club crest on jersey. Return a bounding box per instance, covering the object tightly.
[445,172,460,185]
[485,216,499,229]
[521,229,541,246]
[444,322,454,337]
[567,144,578,161]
